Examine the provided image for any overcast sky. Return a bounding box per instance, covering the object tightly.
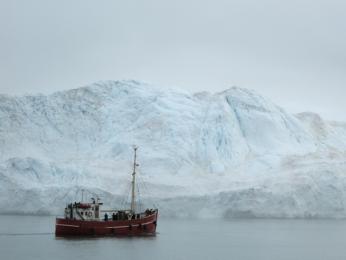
[1,0,345,120]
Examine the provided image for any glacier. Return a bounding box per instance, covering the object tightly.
[0,80,346,218]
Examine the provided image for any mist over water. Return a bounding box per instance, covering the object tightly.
[1,215,345,260]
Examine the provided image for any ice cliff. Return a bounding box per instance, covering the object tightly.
[1,80,345,218]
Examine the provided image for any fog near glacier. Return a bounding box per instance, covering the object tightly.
[1,0,346,121]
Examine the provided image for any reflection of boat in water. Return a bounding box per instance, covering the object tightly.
[55,147,158,236]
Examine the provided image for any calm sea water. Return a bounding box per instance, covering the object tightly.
[0,215,346,260]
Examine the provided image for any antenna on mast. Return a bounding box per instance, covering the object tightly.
[130,146,139,213]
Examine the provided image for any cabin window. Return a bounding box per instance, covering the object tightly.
[81,212,84,215]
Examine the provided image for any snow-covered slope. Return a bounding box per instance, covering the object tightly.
[0,80,345,218]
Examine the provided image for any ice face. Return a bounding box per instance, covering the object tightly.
[0,80,345,218]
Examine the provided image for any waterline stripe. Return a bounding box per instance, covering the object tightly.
[56,221,154,229]
[105,221,154,229]
[56,224,80,228]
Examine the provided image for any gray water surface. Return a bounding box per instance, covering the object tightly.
[0,215,345,260]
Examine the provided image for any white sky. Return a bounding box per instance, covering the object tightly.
[1,0,345,120]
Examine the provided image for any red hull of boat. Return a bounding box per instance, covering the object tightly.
[55,212,158,237]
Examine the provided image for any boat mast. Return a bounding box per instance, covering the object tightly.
[130,146,138,213]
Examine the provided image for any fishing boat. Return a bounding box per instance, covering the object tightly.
[55,147,158,236]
